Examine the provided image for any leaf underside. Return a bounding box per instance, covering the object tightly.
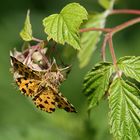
[83,62,113,110]
[78,0,116,68]
[78,13,106,68]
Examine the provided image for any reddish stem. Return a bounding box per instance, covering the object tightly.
[80,16,140,67]
[80,17,140,35]
[108,34,117,67]
[101,36,109,61]
[108,35,121,77]
[32,9,140,74]
[111,9,140,15]
[79,27,111,33]
[112,17,140,34]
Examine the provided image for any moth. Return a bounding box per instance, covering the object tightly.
[10,56,76,113]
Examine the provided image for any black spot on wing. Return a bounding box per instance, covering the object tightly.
[24,72,29,78]
[64,107,70,112]
[38,104,44,109]
[25,83,29,87]
[14,63,19,69]
[29,81,33,84]
[29,89,34,94]
[51,101,55,105]
[16,78,21,84]
[44,100,48,104]
[50,108,55,112]
[57,104,62,108]
[55,97,59,102]
[38,97,42,102]
[21,88,26,93]
[23,77,27,80]
[18,71,22,75]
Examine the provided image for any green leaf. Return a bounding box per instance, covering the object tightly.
[118,56,140,82]
[20,10,33,41]
[109,78,140,140]
[78,13,107,68]
[78,0,116,68]
[83,62,114,110]
[98,0,115,9]
[43,3,88,50]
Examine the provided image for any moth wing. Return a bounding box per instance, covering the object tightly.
[33,88,56,113]
[55,93,77,113]
[16,77,40,97]
[10,56,40,79]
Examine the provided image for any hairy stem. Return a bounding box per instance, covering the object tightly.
[108,34,117,67]
[80,27,111,33]
[108,35,122,77]
[102,17,140,60]
[112,17,140,34]
[111,9,140,15]
[80,17,140,35]
[80,10,140,64]
[101,36,109,61]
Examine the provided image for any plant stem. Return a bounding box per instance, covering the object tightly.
[32,37,43,43]
[79,27,111,33]
[108,35,122,77]
[112,17,140,34]
[108,34,117,67]
[111,9,140,15]
[101,36,109,61]
[103,16,139,62]
[80,17,140,35]
[80,12,140,66]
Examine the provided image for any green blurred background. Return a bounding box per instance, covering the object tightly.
[0,0,139,140]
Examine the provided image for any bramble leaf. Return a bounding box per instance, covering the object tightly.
[98,0,115,9]
[109,78,140,140]
[78,0,116,68]
[20,10,33,41]
[43,3,88,50]
[78,13,106,68]
[118,56,140,82]
[83,62,114,110]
